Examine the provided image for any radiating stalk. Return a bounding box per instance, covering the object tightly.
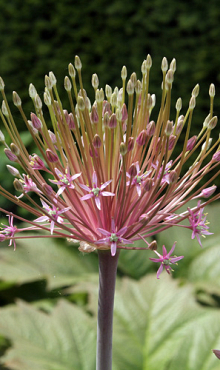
[96,249,120,370]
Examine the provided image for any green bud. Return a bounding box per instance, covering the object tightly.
[175,97,182,112]
[64,76,72,91]
[141,60,148,75]
[1,100,8,116]
[0,76,5,91]
[126,79,134,95]
[146,54,152,69]
[45,75,53,90]
[75,55,82,71]
[166,69,174,85]
[10,143,20,156]
[110,92,117,107]
[165,120,173,136]
[130,72,137,88]
[192,84,200,98]
[189,96,196,110]
[13,91,22,107]
[161,57,168,72]
[208,116,218,130]
[68,63,76,78]
[209,83,215,98]
[105,84,112,99]
[77,96,85,111]
[35,94,42,110]
[121,66,127,80]
[135,80,142,95]
[13,178,24,192]
[170,58,176,73]
[92,73,99,89]
[49,71,57,86]
[44,89,52,106]
[29,83,37,99]
[120,142,127,156]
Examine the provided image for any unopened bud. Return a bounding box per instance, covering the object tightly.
[121,104,128,121]
[141,60,148,75]
[110,92,117,107]
[168,135,176,150]
[186,136,197,151]
[176,117,184,135]
[148,240,157,250]
[192,84,200,98]
[35,94,42,110]
[103,112,110,126]
[108,113,117,129]
[105,85,112,99]
[136,130,148,146]
[130,72,137,88]
[1,101,8,116]
[166,69,174,85]
[127,137,134,152]
[46,149,59,163]
[161,57,168,72]
[93,134,102,148]
[146,54,152,69]
[200,185,217,198]
[64,76,72,91]
[128,164,137,177]
[144,178,153,192]
[13,179,23,192]
[75,55,82,71]
[29,83,37,99]
[209,83,215,98]
[165,120,173,136]
[121,66,127,80]
[12,91,21,107]
[31,113,42,130]
[77,96,85,111]
[49,72,57,86]
[212,151,220,162]
[146,94,152,109]
[168,170,178,184]
[203,113,211,128]
[92,74,99,89]
[42,183,54,196]
[6,165,20,176]
[189,96,196,110]
[28,120,38,135]
[91,105,99,123]
[176,98,182,112]
[4,149,17,161]
[68,63,76,78]
[170,58,176,73]
[44,89,51,106]
[10,143,20,156]
[0,77,5,91]
[208,116,218,130]
[126,80,134,95]
[45,75,53,90]
[120,142,127,156]
[135,80,142,95]
[202,138,212,152]
[146,121,155,137]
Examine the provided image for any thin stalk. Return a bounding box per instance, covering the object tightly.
[96,250,120,370]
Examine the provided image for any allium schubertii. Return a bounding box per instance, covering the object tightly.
[0,55,219,278]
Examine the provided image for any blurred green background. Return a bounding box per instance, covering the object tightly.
[0,0,220,369]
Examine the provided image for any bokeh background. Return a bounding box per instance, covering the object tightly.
[0,1,220,369]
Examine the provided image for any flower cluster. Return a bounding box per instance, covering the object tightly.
[0,55,219,276]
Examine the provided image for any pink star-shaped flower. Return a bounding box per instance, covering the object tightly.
[50,167,81,197]
[188,201,213,247]
[149,242,184,279]
[34,200,70,234]
[1,215,17,250]
[80,171,115,210]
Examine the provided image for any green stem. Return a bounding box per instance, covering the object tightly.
[96,250,120,370]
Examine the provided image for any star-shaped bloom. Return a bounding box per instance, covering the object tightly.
[149,242,184,279]
[0,215,17,250]
[22,175,42,194]
[50,167,81,197]
[188,201,213,247]
[80,171,115,210]
[96,219,132,256]
[34,200,70,234]
[126,162,150,197]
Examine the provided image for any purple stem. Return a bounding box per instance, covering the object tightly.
[96,250,120,370]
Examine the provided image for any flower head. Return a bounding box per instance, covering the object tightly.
[0,55,219,275]
[0,216,17,250]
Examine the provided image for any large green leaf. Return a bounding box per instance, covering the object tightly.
[0,300,96,370]
[0,236,97,290]
[112,275,220,370]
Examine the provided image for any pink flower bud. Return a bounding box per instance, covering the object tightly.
[68,113,75,130]
[42,183,54,196]
[128,164,137,177]
[108,113,117,129]
[144,178,153,191]
[127,137,134,152]
[0,234,6,242]
[4,149,17,162]
[31,113,42,130]
[46,149,59,163]
[91,105,99,124]
[93,134,102,148]
[186,136,197,151]
[121,103,128,121]
[146,121,155,137]
[136,130,147,146]
[212,151,220,162]
[168,135,176,150]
